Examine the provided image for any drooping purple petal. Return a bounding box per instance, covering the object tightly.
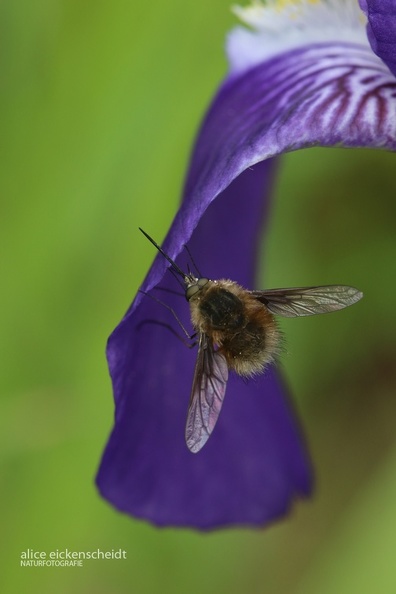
[97,33,396,529]
[97,160,313,529]
[359,0,396,77]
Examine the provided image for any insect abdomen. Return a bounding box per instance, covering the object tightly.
[221,304,280,377]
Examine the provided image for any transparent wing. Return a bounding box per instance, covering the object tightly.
[185,333,229,453]
[250,285,363,318]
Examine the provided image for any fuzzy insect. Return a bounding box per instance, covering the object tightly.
[140,228,363,453]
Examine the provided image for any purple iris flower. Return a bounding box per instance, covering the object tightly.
[97,0,396,530]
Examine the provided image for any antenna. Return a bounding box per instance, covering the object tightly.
[139,228,187,280]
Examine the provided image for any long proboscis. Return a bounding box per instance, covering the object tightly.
[139,227,187,279]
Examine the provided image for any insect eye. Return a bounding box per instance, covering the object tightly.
[186,285,199,300]
[186,278,209,301]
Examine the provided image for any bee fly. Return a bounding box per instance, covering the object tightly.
[139,228,363,454]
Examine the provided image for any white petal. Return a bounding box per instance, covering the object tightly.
[228,0,369,73]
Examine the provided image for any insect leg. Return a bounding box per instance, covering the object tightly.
[139,290,196,343]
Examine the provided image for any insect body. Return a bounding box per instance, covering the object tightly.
[189,278,280,377]
[139,228,363,454]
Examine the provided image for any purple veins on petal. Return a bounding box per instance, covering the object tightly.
[187,43,396,192]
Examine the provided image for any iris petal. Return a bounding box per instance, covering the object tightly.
[97,3,396,530]
[192,43,396,181]
[359,0,396,77]
[97,161,313,529]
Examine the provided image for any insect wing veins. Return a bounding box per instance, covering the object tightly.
[251,285,363,317]
[185,333,228,453]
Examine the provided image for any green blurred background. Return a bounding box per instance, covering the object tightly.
[1,1,396,593]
